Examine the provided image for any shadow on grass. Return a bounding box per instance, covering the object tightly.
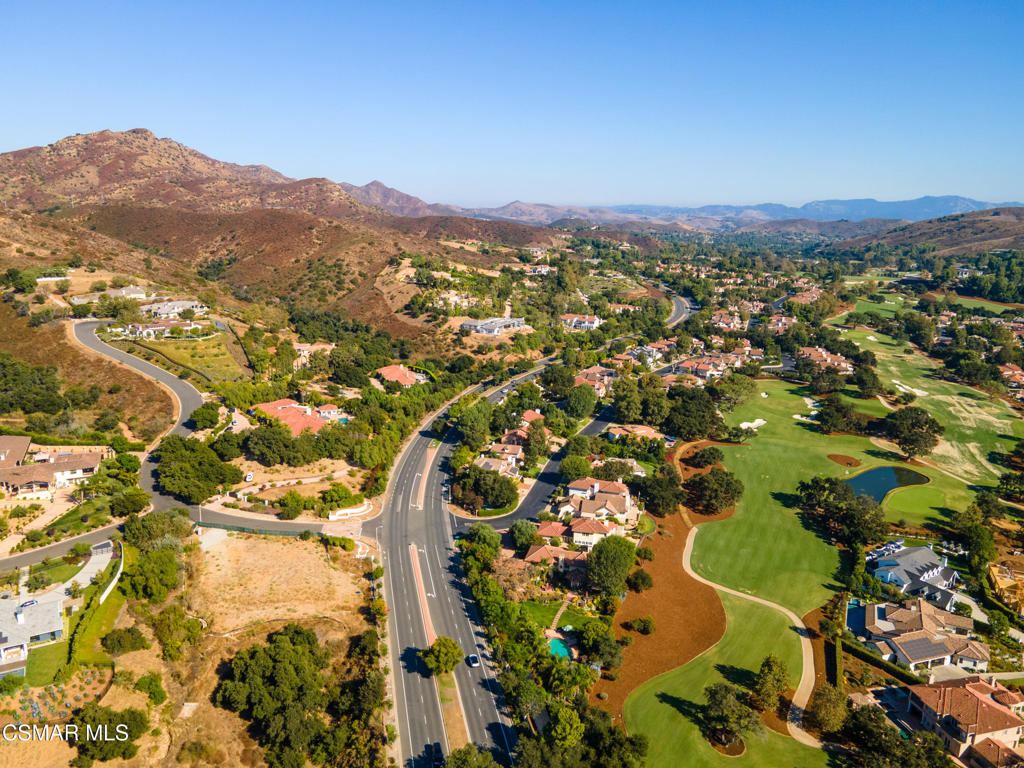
[656,691,706,730]
[714,663,756,691]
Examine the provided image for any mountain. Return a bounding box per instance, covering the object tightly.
[339,179,461,218]
[735,218,906,239]
[839,207,1024,256]
[610,196,1024,225]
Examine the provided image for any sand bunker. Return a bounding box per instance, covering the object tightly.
[740,418,767,430]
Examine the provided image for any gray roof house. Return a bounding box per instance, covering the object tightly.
[0,597,64,677]
[869,546,960,611]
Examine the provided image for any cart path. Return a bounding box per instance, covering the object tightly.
[681,525,822,748]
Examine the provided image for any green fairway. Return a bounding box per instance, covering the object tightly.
[944,293,1024,313]
[624,593,828,768]
[839,327,1024,484]
[692,380,974,615]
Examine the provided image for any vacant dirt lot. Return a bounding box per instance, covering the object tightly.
[191,533,367,631]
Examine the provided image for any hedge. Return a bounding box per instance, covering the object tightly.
[828,638,844,688]
[841,637,926,685]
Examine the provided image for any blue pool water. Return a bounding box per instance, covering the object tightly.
[549,638,571,659]
[846,601,867,635]
[845,466,928,503]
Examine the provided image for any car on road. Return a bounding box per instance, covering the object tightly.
[467,653,481,668]
[20,600,37,608]
[431,742,444,766]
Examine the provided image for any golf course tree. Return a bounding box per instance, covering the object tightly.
[797,476,887,548]
[816,395,868,435]
[662,386,726,441]
[703,682,763,746]
[586,535,636,595]
[422,636,463,676]
[883,406,944,458]
[949,494,999,574]
[687,446,723,468]
[753,655,789,711]
[850,365,883,398]
[684,468,744,514]
[636,464,687,517]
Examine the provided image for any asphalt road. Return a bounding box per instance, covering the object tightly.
[73,321,204,510]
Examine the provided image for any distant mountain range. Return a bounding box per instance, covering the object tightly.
[338,181,1023,231]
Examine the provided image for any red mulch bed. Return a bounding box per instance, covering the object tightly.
[710,736,746,757]
[826,454,861,467]
[589,442,732,722]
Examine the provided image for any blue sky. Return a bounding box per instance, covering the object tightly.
[3,1,1022,207]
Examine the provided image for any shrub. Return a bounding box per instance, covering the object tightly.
[134,672,167,706]
[626,569,653,592]
[101,627,150,656]
[625,616,655,635]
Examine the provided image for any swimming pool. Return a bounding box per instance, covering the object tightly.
[549,638,571,659]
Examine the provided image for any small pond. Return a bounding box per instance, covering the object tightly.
[845,466,928,503]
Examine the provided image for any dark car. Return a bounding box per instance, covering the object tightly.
[431,742,444,767]
[20,600,37,608]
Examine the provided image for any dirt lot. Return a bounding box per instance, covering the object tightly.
[230,456,367,492]
[590,442,732,718]
[190,532,367,631]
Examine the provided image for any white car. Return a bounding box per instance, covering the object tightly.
[467,654,481,668]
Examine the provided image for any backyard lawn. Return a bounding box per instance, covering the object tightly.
[521,600,590,630]
[24,641,69,687]
[624,593,828,768]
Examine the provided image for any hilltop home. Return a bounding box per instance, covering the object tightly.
[907,677,1024,763]
[0,597,64,678]
[461,317,526,335]
[989,563,1024,615]
[139,299,208,319]
[797,346,854,374]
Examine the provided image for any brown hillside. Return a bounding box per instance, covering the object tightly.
[841,207,1024,255]
[737,217,905,238]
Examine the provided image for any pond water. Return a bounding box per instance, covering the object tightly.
[549,638,572,659]
[845,466,928,503]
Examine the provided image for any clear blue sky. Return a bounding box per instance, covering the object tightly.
[4,0,1022,207]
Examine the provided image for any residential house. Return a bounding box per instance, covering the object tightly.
[70,284,157,305]
[606,424,666,442]
[524,544,588,577]
[869,545,960,610]
[574,365,616,398]
[119,320,203,339]
[375,364,423,388]
[797,346,855,374]
[568,517,619,550]
[461,317,526,335]
[293,342,335,369]
[999,364,1024,389]
[560,314,602,331]
[711,311,744,331]
[989,563,1024,615]
[315,404,350,423]
[0,436,30,468]
[139,300,208,319]
[908,677,1024,761]
[608,303,639,314]
[250,398,329,437]
[791,288,824,305]
[0,597,65,678]
[472,455,519,478]
[767,315,798,334]
[862,599,989,673]
[0,453,106,501]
